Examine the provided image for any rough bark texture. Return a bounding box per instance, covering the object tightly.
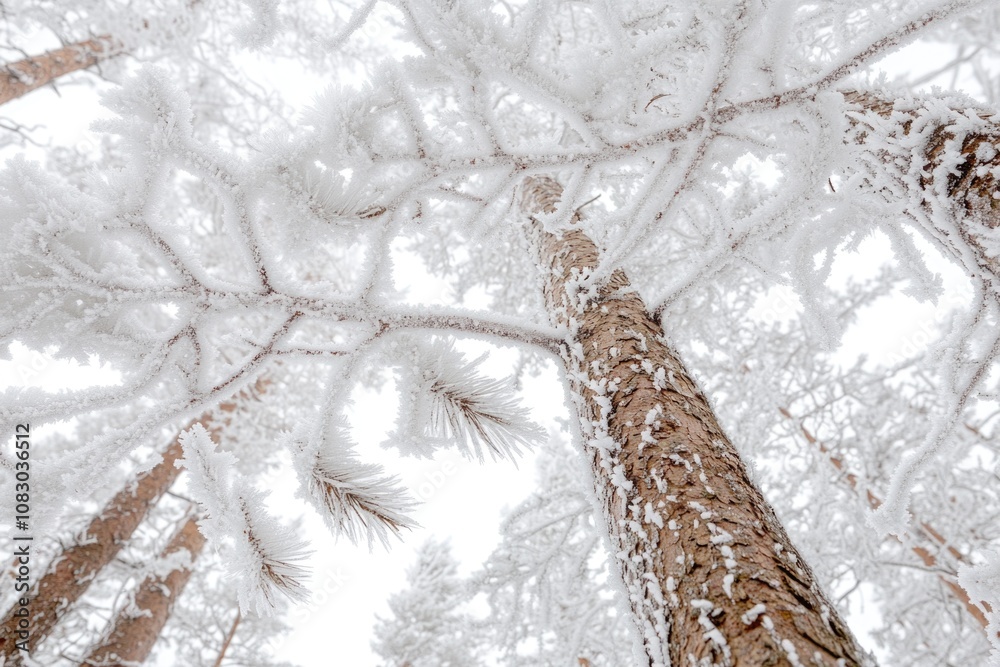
[0,382,265,663]
[521,176,868,667]
[0,439,184,664]
[0,37,118,106]
[82,515,206,666]
[843,89,1000,281]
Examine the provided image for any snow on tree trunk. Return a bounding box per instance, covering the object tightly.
[0,37,119,106]
[0,439,183,664]
[521,176,868,667]
[82,514,206,667]
[0,384,260,663]
[843,89,1000,282]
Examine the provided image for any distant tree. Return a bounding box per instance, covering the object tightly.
[0,384,266,664]
[471,438,631,667]
[0,434,184,664]
[372,539,481,667]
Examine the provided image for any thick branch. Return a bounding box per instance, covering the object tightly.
[843,89,1000,282]
[0,37,119,106]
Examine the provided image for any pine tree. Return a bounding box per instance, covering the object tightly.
[521,175,865,665]
[372,539,481,667]
[472,438,632,667]
[3,1,1000,665]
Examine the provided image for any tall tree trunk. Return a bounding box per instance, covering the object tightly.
[0,438,184,664]
[0,381,265,664]
[82,515,206,666]
[521,176,868,667]
[0,37,119,106]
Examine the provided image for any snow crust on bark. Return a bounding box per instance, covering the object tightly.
[521,176,869,667]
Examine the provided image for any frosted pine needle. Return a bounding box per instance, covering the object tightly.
[295,431,417,550]
[408,342,545,462]
[234,488,311,615]
[179,425,311,614]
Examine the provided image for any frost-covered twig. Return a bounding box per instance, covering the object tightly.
[779,406,993,630]
[179,424,310,615]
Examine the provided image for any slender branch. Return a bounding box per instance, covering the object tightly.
[379,308,564,354]
[211,610,242,667]
[778,406,994,632]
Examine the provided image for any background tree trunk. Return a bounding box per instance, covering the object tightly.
[82,514,206,666]
[0,438,184,664]
[521,176,869,667]
[779,407,993,629]
[0,37,119,106]
[0,382,264,664]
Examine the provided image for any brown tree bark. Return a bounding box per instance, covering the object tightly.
[0,381,266,664]
[0,37,119,106]
[521,176,868,666]
[843,90,1000,281]
[0,439,184,665]
[82,515,206,666]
